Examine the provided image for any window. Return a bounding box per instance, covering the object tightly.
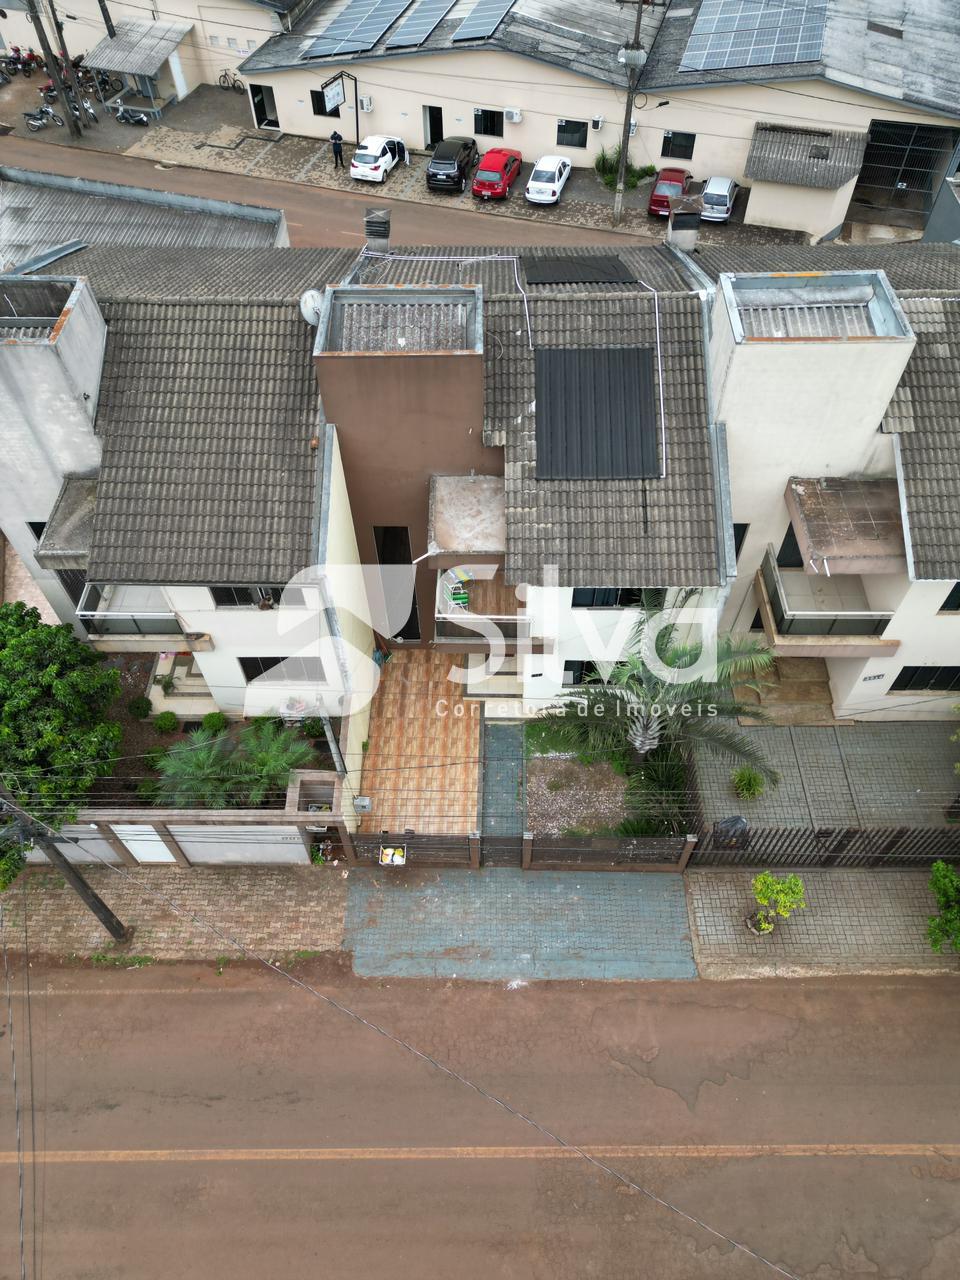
[27,521,47,541]
[373,525,420,641]
[239,655,325,683]
[940,582,960,612]
[562,660,599,686]
[733,523,749,561]
[890,666,960,693]
[250,83,278,129]
[227,36,238,49]
[311,89,341,118]
[750,610,764,632]
[571,588,667,609]
[56,569,86,607]
[247,38,257,50]
[661,130,696,160]
[473,107,503,137]
[776,524,804,569]
[210,586,304,608]
[209,33,220,46]
[557,118,588,149]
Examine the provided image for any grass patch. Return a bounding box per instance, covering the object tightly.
[90,952,155,968]
[594,144,656,191]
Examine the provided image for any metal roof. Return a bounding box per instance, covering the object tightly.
[523,255,637,285]
[744,124,868,190]
[534,348,658,480]
[83,18,193,76]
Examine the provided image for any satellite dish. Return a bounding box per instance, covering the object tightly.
[299,289,325,327]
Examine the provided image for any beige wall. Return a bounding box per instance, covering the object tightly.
[744,176,857,239]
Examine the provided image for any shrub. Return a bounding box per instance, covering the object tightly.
[593,142,649,191]
[927,860,960,954]
[154,711,179,734]
[201,711,229,735]
[752,871,806,933]
[0,843,26,893]
[155,673,176,695]
[300,717,327,739]
[732,765,766,801]
[128,695,152,720]
[232,720,317,807]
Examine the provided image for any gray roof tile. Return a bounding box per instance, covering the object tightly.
[744,124,868,190]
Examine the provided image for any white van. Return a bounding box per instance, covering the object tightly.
[700,176,738,222]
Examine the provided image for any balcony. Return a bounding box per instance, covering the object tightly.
[434,568,530,643]
[755,548,900,658]
[78,584,182,636]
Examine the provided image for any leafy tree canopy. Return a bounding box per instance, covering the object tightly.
[0,602,121,823]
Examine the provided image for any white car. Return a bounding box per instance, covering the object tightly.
[350,135,407,183]
[525,154,572,204]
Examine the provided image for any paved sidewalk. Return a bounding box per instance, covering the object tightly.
[345,867,696,980]
[687,869,960,979]
[3,867,347,960]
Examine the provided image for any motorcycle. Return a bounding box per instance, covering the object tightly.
[22,104,64,131]
[10,47,44,78]
[67,95,98,123]
[115,103,148,126]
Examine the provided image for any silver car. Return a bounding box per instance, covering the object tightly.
[700,175,738,222]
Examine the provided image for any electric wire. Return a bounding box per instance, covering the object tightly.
[0,900,28,1280]
[19,876,40,1280]
[3,791,802,1280]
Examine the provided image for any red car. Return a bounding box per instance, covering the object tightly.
[472,148,523,199]
[647,167,693,216]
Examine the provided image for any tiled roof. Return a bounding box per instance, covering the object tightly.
[744,124,867,190]
[239,0,664,87]
[688,242,960,293]
[87,300,322,585]
[84,18,193,76]
[641,0,960,120]
[887,296,960,582]
[486,292,722,588]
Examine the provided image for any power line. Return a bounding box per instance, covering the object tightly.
[19,878,40,1280]
[20,805,802,1280]
[1,901,28,1280]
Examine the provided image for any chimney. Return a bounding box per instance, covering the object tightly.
[364,207,391,253]
[666,193,702,251]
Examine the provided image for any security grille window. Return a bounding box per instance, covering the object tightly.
[890,665,960,693]
[239,655,325,683]
[557,118,588,149]
[311,89,341,118]
[474,108,503,137]
[211,586,305,607]
[571,588,667,608]
[940,582,960,611]
[661,130,696,160]
[733,523,749,561]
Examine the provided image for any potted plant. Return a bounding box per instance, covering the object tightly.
[746,871,806,936]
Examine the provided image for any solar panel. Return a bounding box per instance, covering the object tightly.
[451,0,515,42]
[338,0,416,50]
[679,0,826,73]
[523,255,637,286]
[301,0,398,57]
[386,0,457,48]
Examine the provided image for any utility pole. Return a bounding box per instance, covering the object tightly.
[46,0,87,133]
[96,0,116,38]
[24,0,82,140]
[0,794,131,944]
[613,0,649,227]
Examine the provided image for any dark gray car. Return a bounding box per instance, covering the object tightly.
[426,136,479,193]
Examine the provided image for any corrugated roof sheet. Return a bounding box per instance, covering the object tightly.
[87,300,321,584]
[83,18,193,76]
[744,124,868,190]
[689,242,960,292]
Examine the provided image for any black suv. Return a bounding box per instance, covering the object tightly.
[426,136,480,193]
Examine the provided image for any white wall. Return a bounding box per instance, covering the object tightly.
[167,824,309,862]
[828,579,960,721]
[744,177,857,240]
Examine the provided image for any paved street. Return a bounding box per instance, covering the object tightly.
[0,134,650,248]
[1,964,958,1279]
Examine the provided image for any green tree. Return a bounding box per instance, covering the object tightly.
[233,720,316,807]
[927,860,960,954]
[527,623,779,781]
[153,728,237,809]
[0,602,121,823]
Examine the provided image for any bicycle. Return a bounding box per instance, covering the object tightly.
[217,67,245,93]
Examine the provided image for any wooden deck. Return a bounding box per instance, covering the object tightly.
[359,650,481,835]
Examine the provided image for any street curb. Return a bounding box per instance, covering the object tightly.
[22,135,662,242]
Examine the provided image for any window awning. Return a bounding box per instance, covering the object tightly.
[83,18,193,76]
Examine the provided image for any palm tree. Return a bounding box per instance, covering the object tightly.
[154,728,237,809]
[534,625,779,784]
[233,720,317,808]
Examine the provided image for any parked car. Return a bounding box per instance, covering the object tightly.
[524,154,572,205]
[472,147,523,200]
[426,136,480,193]
[700,175,739,222]
[647,167,693,216]
[350,135,407,183]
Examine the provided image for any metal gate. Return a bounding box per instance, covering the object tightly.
[851,120,960,222]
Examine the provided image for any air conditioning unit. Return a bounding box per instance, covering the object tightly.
[591,115,604,131]
[629,119,638,137]
[358,94,373,112]
[504,107,522,124]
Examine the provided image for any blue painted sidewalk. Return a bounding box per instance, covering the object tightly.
[344,869,696,981]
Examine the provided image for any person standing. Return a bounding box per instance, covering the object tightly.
[331,130,344,169]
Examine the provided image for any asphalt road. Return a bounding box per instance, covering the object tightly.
[0,134,649,248]
[1,963,958,1280]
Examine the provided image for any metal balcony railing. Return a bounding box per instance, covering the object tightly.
[760,546,893,638]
